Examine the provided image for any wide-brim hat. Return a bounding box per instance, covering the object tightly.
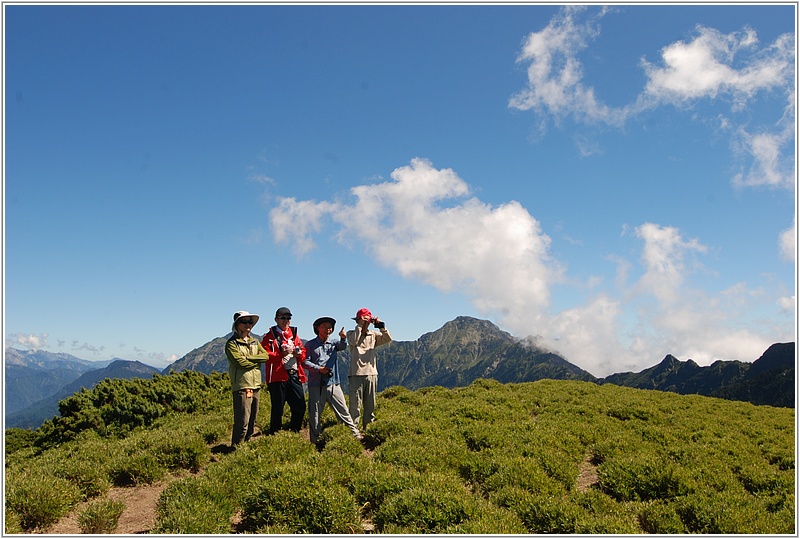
[233,311,260,326]
[313,316,337,334]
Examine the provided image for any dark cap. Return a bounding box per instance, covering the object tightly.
[275,307,292,318]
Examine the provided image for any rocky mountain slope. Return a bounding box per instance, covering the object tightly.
[599,343,795,407]
[376,316,593,390]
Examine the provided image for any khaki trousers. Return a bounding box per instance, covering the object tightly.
[348,374,377,431]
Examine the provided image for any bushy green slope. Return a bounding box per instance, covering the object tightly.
[5,372,795,534]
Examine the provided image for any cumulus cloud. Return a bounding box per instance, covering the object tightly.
[615,229,780,371]
[542,295,625,376]
[509,5,628,126]
[732,127,795,189]
[270,158,562,324]
[511,7,795,191]
[6,332,49,350]
[640,26,790,105]
[541,223,776,375]
[633,223,708,304]
[270,159,789,376]
[271,197,338,256]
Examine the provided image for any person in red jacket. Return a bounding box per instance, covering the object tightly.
[261,307,307,433]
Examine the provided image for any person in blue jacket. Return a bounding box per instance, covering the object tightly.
[304,316,361,444]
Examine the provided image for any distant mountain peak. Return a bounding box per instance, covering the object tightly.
[156,317,795,409]
[656,354,700,370]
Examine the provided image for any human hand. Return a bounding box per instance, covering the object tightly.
[339,327,346,340]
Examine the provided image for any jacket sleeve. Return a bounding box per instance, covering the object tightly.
[292,334,307,361]
[346,327,361,347]
[375,327,393,347]
[252,340,270,363]
[225,339,260,369]
[262,333,283,368]
[303,341,321,372]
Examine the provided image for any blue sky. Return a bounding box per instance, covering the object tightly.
[4,3,795,377]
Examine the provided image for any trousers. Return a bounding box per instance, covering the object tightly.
[268,376,305,433]
[349,374,378,431]
[308,383,360,443]
[231,387,260,446]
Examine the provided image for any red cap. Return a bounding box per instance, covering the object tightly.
[353,308,372,320]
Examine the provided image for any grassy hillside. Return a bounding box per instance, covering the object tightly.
[4,372,795,534]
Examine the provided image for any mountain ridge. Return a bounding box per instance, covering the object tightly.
[5,359,162,429]
[159,315,796,407]
[5,317,795,429]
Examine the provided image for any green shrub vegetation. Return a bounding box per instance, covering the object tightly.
[4,372,795,534]
[77,498,126,534]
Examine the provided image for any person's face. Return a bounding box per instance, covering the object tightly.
[358,314,372,327]
[237,317,255,336]
[276,314,291,329]
[317,322,333,340]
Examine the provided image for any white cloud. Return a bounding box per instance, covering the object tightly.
[641,26,789,105]
[511,8,795,190]
[779,216,796,262]
[269,197,338,256]
[633,223,707,304]
[270,160,791,377]
[613,234,787,373]
[71,341,105,354]
[248,172,276,185]
[541,294,625,376]
[271,158,562,324]
[542,224,779,374]
[6,332,49,350]
[512,11,793,118]
[732,129,789,188]
[509,5,628,127]
[777,295,795,315]
[145,351,179,368]
[643,28,795,190]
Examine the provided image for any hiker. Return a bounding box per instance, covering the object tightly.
[262,307,307,433]
[347,308,392,432]
[225,310,270,447]
[304,317,361,444]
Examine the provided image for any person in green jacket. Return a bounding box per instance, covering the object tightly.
[225,310,270,448]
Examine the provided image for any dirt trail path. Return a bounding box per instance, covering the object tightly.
[43,428,316,534]
[48,480,170,534]
[45,438,232,534]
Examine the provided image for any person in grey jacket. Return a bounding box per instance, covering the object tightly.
[225,310,269,448]
[347,308,392,432]
[304,317,361,443]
